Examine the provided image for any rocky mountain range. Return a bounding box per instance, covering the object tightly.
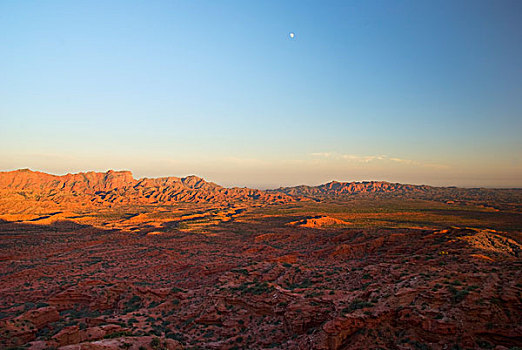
[0,169,291,206]
[1,169,521,211]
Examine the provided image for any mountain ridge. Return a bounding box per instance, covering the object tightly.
[0,169,292,206]
[273,180,522,210]
[1,169,521,210]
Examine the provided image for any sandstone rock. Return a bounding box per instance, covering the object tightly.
[15,306,60,328]
[58,336,182,350]
[288,216,351,228]
[53,325,125,347]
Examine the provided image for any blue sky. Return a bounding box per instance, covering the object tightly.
[1,0,521,188]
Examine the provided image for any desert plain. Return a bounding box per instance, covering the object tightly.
[0,169,521,349]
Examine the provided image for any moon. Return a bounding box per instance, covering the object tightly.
[289,32,295,39]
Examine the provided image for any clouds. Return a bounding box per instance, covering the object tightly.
[309,152,447,169]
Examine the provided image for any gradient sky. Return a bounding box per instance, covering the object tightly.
[1,0,521,188]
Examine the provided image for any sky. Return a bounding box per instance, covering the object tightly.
[1,0,521,188]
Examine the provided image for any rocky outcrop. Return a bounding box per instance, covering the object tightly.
[52,324,125,347]
[49,290,93,311]
[288,215,351,228]
[15,306,60,328]
[57,336,183,350]
[457,229,521,257]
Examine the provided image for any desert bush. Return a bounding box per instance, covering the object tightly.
[342,299,374,313]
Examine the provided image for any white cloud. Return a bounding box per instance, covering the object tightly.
[310,152,448,169]
[340,154,386,162]
[310,152,332,158]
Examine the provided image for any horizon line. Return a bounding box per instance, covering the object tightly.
[1,167,521,191]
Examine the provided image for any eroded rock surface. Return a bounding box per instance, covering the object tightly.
[1,220,520,349]
[0,170,521,349]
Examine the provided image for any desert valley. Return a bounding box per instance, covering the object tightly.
[0,169,520,349]
[3,1,522,349]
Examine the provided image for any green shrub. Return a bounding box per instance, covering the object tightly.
[342,299,373,313]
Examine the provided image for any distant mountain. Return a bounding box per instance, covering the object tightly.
[0,169,292,206]
[271,180,522,210]
[1,170,520,211]
[272,181,431,197]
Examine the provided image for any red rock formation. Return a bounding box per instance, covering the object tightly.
[15,306,60,328]
[48,290,93,311]
[52,324,125,347]
[288,215,351,228]
[0,169,294,208]
[58,336,182,350]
